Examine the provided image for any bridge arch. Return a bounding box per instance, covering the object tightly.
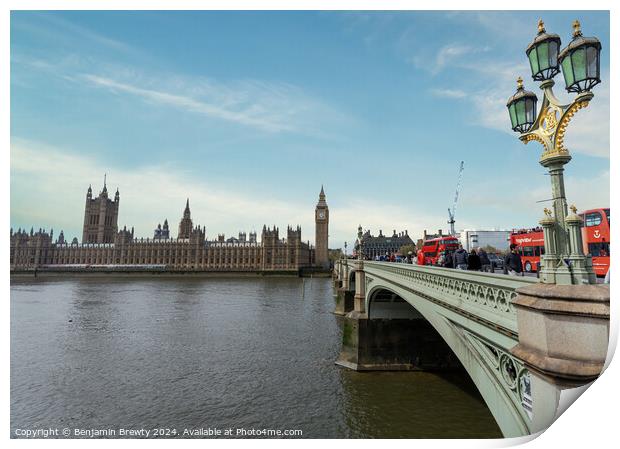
[347,268,356,292]
[363,281,532,437]
[367,287,423,320]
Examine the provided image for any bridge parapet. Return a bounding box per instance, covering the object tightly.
[338,260,538,335]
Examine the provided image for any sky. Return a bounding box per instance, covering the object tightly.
[10,10,610,248]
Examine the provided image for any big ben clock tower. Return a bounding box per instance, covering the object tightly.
[315,185,329,269]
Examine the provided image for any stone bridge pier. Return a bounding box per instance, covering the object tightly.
[336,259,459,371]
[332,259,610,437]
[334,258,354,315]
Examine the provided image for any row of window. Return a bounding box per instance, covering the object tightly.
[588,242,610,257]
[510,243,609,258]
[582,210,610,227]
[519,246,546,257]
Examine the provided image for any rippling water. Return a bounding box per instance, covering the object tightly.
[11,277,502,438]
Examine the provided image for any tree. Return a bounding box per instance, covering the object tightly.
[328,249,344,262]
[482,244,504,255]
[399,244,417,256]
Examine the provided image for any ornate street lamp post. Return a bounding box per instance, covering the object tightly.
[356,225,364,260]
[507,19,601,285]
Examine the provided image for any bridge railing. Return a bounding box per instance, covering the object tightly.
[344,260,539,335]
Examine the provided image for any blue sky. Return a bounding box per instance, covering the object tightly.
[10,10,610,248]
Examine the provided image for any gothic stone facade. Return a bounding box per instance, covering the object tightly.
[356,229,414,259]
[314,185,329,269]
[10,184,329,272]
[82,181,119,244]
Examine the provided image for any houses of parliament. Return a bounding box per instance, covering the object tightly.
[10,181,330,272]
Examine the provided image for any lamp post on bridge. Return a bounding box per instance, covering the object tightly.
[506,19,601,285]
[504,19,610,432]
[355,225,364,261]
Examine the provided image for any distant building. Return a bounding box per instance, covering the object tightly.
[357,229,414,259]
[417,229,447,249]
[10,182,328,272]
[458,229,511,252]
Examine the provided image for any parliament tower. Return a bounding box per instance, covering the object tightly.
[315,185,329,269]
[82,177,119,244]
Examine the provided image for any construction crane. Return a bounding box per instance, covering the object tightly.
[447,161,464,236]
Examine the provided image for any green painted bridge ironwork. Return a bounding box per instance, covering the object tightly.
[332,258,609,438]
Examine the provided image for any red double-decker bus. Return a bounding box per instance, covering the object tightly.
[580,208,610,276]
[510,228,545,273]
[509,207,609,276]
[421,236,459,265]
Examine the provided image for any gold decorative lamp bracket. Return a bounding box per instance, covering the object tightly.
[519,79,593,163]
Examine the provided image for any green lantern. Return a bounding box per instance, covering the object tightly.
[526,19,561,81]
[506,77,538,133]
[558,20,602,93]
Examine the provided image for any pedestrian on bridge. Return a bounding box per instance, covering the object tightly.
[468,249,482,271]
[504,244,523,276]
[454,245,468,270]
[443,251,454,269]
[478,248,491,272]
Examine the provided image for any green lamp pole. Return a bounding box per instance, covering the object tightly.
[356,225,364,261]
[507,19,601,285]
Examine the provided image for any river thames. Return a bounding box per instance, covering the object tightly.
[11,277,501,438]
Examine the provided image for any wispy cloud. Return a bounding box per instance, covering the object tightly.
[11,12,138,55]
[11,12,353,137]
[80,74,296,132]
[12,52,352,136]
[429,88,468,99]
[412,43,491,75]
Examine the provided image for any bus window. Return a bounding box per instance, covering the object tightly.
[588,242,610,257]
[539,246,545,255]
[585,212,602,227]
[522,247,535,257]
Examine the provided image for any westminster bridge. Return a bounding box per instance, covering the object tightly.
[332,258,610,437]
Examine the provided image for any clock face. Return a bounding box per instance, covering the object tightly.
[318,211,325,219]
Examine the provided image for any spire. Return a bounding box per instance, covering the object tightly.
[115,187,119,199]
[183,198,191,218]
[102,173,107,194]
[87,184,92,198]
[317,185,327,207]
